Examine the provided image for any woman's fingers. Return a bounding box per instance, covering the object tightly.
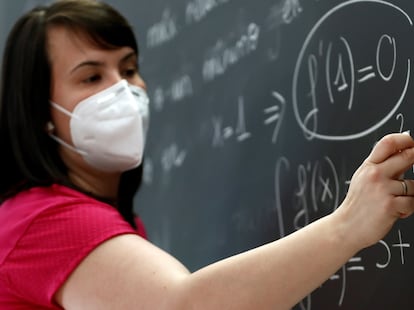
[398,179,409,196]
[366,134,414,179]
[393,179,414,218]
[367,133,414,165]
[378,145,414,179]
[338,134,414,249]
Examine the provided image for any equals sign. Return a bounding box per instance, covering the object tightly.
[347,257,365,272]
[357,65,376,83]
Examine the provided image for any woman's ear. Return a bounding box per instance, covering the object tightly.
[46,121,55,133]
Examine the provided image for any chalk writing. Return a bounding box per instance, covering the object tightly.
[202,23,260,82]
[212,96,251,147]
[298,295,312,310]
[185,0,230,24]
[147,8,178,48]
[275,157,290,238]
[267,0,303,27]
[161,143,187,172]
[327,230,411,306]
[264,92,286,144]
[274,156,341,237]
[282,0,303,24]
[396,113,405,133]
[212,90,288,146]
[152,75,194,112]
[143,158,154,186]
[292,0,412,141]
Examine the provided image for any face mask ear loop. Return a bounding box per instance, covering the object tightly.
[48,133,87,156]
[50,101,81,120]
[49,101,86,155]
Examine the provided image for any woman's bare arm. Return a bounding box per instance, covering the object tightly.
[56,133,414,310]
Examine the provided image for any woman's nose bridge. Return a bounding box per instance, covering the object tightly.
[106,68,147,90]
[108,70,124,84]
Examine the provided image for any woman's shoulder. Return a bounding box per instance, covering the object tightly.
[0,183,137,264]
[0,184,139,308]
[2,183,100,210]
[1,183,123,219]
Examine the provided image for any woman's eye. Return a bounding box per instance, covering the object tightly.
[122,68,137,78]
[83,74,101,84]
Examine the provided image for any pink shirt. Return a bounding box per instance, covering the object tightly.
[0,184,146,309]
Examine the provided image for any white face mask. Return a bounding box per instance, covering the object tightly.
[49,79,150,172]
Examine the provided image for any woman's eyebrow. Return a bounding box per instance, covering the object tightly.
[69,51,137,75]
[70,60,103,74]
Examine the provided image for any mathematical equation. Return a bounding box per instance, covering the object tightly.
[292,0,413,141]
[275,155,413,309]
[297,228,412,310]
[331,229,411,307]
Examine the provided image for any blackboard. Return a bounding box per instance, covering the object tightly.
[4,0,414,309]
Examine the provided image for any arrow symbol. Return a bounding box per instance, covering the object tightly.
[264,91,286,143]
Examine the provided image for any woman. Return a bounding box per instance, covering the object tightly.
[1,0,414,309]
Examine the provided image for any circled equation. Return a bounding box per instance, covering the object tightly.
[292,0,413,141]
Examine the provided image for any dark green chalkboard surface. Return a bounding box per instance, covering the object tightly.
[4,1,414,309]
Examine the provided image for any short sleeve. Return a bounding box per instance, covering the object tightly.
[3,200,137,307]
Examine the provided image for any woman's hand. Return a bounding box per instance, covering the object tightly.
[335,133,414,250]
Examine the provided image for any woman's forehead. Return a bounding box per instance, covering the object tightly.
[47,27,134,69]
